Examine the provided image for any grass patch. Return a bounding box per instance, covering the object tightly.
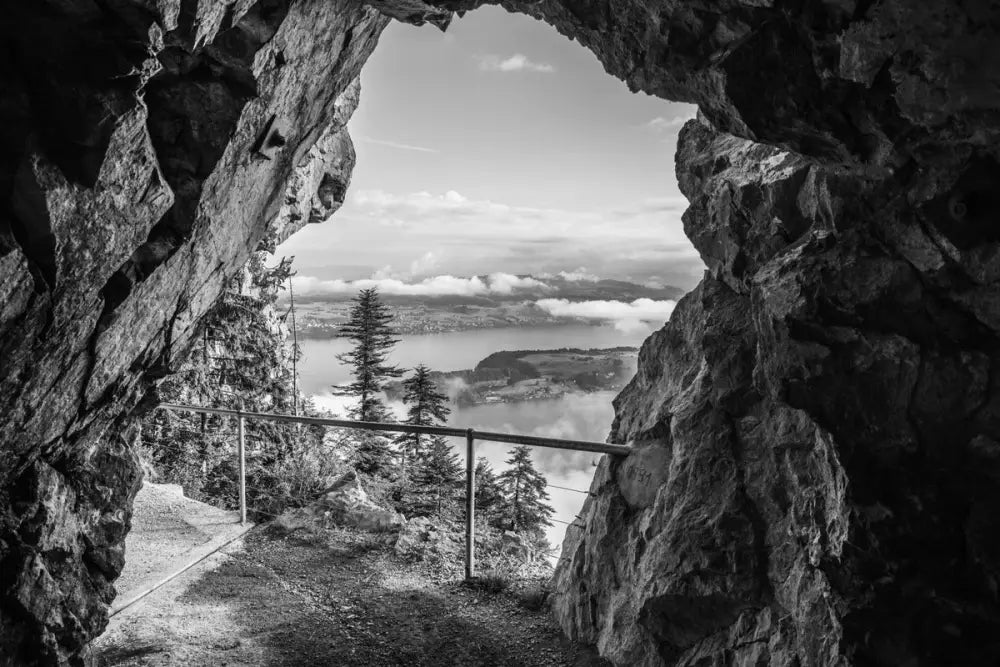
[462,571,511,595]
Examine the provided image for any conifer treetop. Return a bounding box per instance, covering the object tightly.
[396,363,451,463]
[497,445,554,533]
[335,288,402,423]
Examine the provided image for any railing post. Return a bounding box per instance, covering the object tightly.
[237,412,247,525]
[465,429,476,580]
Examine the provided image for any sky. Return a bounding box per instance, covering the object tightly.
[277,7,704,291]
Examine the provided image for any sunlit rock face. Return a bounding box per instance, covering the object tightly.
[2,0,999,665]
[0,1,385,663]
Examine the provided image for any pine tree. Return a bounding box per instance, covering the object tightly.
[497,446,554,533]
[395,364,451,464]
[335,288,402,422]
[409,438,463,517]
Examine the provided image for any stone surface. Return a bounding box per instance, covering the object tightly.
[0,1,388,664]
[315,471,406,532]
[2,0,1000,665]
[500,530,537,562]
[274,471,404,534]
[552,114,1000,665]
[267,79,361,247]
[394,516,458,559]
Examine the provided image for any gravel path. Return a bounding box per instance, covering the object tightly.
[96,525,608,666]
[110,482,250,616]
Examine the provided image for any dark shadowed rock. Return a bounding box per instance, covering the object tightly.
[553,114,1000,665]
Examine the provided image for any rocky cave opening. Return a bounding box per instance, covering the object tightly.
[1,1,999,666]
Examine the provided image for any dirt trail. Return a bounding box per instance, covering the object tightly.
[96,525,608,666]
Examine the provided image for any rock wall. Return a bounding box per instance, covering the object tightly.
[1,0,999,665]
[554,119,1000,664]
[0,1,387,664]
[528,1,1000,665]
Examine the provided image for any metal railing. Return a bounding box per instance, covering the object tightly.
[158,403,631,578]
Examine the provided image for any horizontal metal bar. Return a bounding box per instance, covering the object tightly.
[470,428,629,455]
[157,403,631,456]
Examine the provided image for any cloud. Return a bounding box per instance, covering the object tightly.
[292,272,550,298]
[363,252,441,282]
[370,265,396,280]
[440,377,472,403]
[350,189,690,241]
[539,267,600,282]
[608,197,690,219]
[360,136,439,153]
[308,392,356,418]
[558,268,599,282]
[644,112,697,134]
[409,251,439,277]
[486,272,550,294]
[477,53,556,73]
[535,297,676,330]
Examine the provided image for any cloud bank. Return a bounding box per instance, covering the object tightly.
[293,272,550,297]
[535,297,676,331]
[477,53,555,73]
[538,268,600,282]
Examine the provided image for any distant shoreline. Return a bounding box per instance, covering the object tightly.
[383,346,639,407]
[296,320,651,340]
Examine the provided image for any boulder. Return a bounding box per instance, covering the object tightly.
[394,516,458,560]
[273,471,403,535]
[500,531,533,562]
[314,471,405,533]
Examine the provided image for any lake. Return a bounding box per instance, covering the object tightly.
[298,323,655,557]
[297,323,652,395]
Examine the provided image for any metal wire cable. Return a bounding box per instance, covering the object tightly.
[545,483,592,495]
[550,517,585,527]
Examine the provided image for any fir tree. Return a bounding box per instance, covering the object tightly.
[352,432,398,477]
[335,288,402,422]
[140,252,318,510]
[395,364,451,464]
[497,446,554,533]
[410,438,463,517]
[474,457,504,525]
